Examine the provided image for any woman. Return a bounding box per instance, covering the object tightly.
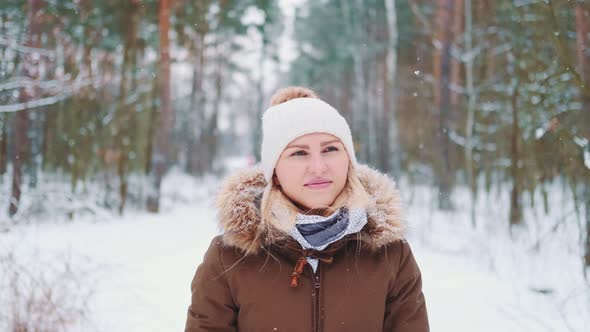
[185,87,429,331]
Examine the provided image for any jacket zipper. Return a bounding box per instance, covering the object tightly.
[312,263,322,332]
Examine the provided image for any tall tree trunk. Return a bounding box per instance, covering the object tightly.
[188,34,206,174]
[575,0,590,268]
[340,69,353,124]
[0,12,6,74]
[144,74,159,175]
[384,0,400,175]
[64,40,82,193]
[28,110,41,188]
[356,3,370,163]
[10,111,28,217]
[253,37,266,163]
[450,0,464,108]
[477,0,495,197]
[0,14,7,177]
[185,77,198,174]
[576,1,590,137]
[340,0,365,162]
[42,96,58,172]
[434,0,455,210]
[114,0,139,214]
[147,0,173,213]
[207,35,224,173]
[0,114,7,176]
[464,0,477,227]
[9,0,41,217]
[379,45,391,172]
[509,80,522,227]
[186,36,200,173]
[366,6,378,166]
[478,1,496,84]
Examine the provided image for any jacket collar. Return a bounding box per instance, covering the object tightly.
[215,164,405,255]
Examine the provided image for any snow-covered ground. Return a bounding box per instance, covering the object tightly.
[1,168,589,331]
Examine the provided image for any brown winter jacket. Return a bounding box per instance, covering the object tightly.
[185,165,429,332]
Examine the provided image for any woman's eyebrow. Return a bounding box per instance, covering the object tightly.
[320,139,340,147]
[286,139,340,149]
[286,144,309,149]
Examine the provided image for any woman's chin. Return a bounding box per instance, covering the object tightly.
[300,199,334,211]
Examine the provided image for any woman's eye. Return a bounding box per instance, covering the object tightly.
[291,150,307,156]
[323,146,338,152]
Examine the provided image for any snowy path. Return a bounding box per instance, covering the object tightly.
[1,200,583,331]
[416,246,573,332]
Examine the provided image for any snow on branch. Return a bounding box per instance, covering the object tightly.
[0,93,70,113]
[0,78,99,113]
[0,77,67,92]
[0,38,56,59]
[449,129,497,152]
[124,83,153,106]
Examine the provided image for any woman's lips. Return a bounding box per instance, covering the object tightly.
[304,181,332,189]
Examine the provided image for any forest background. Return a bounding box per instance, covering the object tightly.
[0,0,589,330]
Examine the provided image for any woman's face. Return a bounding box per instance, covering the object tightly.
[274,133,349,210]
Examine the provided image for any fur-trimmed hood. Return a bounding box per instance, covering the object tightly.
[215,164,405,254]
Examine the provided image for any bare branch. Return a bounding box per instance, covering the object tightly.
[0,78,101,113]
[0,77,69,92]
[0,93,70,113]
[408,0,432,33]
[0,38,55,59]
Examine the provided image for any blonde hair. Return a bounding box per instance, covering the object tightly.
[260,86,371,234]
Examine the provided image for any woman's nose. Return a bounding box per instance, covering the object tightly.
[308,154,328,174]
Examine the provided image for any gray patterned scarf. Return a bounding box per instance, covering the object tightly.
[288,207,368,271]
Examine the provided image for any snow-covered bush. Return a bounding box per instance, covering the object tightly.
[0,247,97,331]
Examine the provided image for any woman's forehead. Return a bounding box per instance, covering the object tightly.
[289,133,341,145]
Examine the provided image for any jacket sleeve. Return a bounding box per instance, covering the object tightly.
[383,239,429,332]
[185,236,238,332]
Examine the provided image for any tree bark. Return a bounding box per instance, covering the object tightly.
[253,36,265,164]
[509,80,522,227]
[434,0,455,210]
[479,1,496,83]
[340,0,367,162]
[147,0,173,213]
[0,14,7,177]
[366,7,378,167]
[190,34,207,174]
[27,109,41,188]
[9,0,42,217]
[450,0,464,107]
[0,115,7,176]
[464,0,477,227]
[575,0,590,268]
[206,33,224,173]
[383,0,400,175]
[576,1,590,138]
[10,111,28,217]
[144,74,158,175]
[115,0,140,214]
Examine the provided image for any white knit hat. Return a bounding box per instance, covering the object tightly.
[261,97,357,183]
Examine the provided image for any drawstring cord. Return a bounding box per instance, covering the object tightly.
[290,256,308,288]
[290,249,335,288]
